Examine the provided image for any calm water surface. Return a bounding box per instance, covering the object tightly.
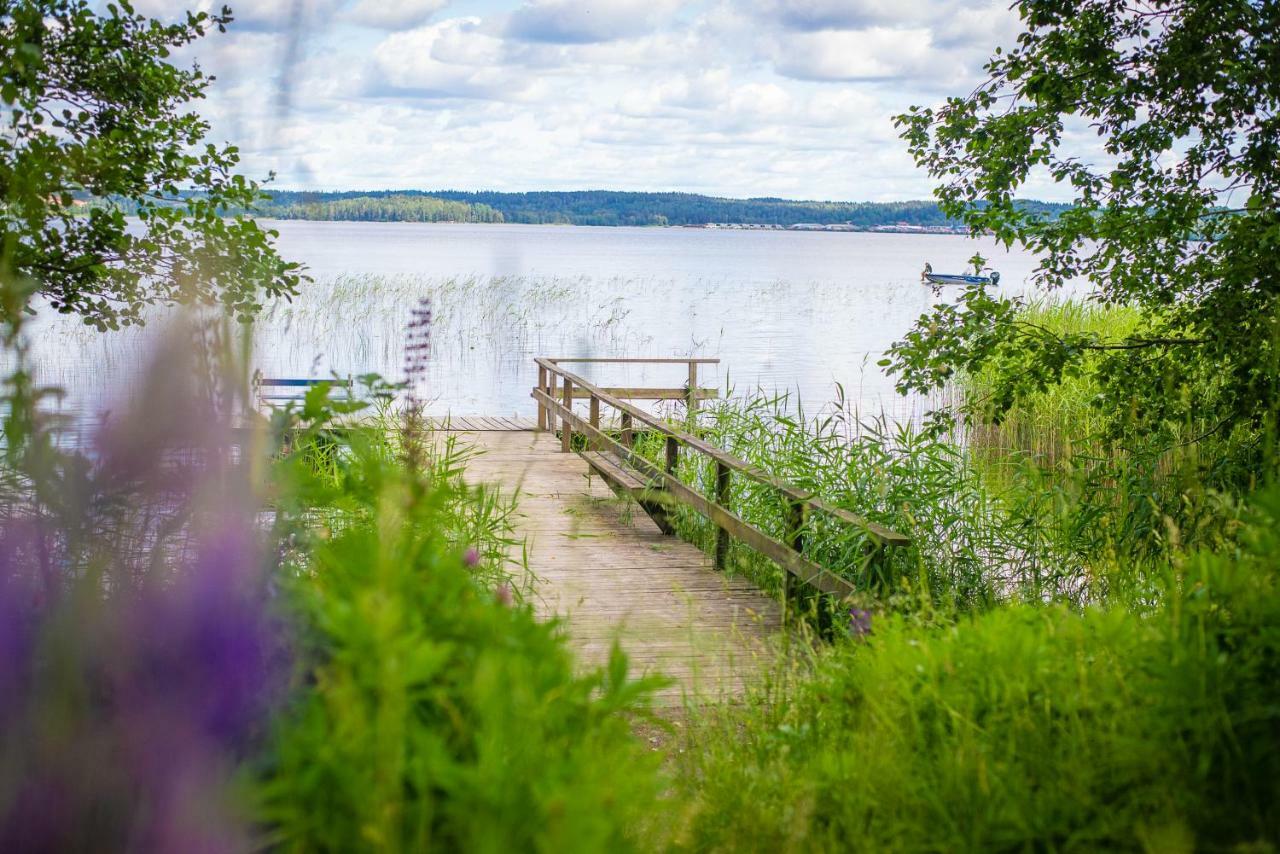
[32,221,1068,424]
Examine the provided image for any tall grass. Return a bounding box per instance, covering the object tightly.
[956,298,1249,591]
[674,487,1280,851]
[633,387,1093,610]
[961,298,1142,471]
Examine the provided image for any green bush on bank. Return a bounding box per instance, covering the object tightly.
[252,390,671,852]
[959,299,1256,592]
[676,488,1280,852]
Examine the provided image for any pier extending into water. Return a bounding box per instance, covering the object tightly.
[444,357,909,704]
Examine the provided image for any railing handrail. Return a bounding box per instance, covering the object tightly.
[535,358,909,548]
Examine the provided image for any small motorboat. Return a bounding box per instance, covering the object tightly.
[921,262,999,287]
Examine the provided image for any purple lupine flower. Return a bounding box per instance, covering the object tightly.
[0,320,287,853]
[403,298,433,406]
[848,607,874,638]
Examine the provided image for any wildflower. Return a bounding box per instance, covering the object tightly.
[401,298,432,474]
[848,607,873,638]
[495,584,513,607]
[463,547,480,567]
[403,298,432,405]
[0,320,286,852]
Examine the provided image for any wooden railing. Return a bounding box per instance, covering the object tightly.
[531,357,910,605]
[534,357,719,433]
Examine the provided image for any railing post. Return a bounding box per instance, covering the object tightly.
[621,411,633,451]
[589,393,600,450]
[537,364,547,431]
[561,378,573,452]
[714,461,730,570]
[665,435,678,476]
[548,371,558,430]
[687,361,699,427]
[785,500,806,618]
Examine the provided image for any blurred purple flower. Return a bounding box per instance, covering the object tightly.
[848,607,873,638]
[494,584,513,607]
[463,547,480,567]
[0,320,288,853]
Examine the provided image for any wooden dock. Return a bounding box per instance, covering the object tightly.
[427,356,909,706]
[453,424,782,705]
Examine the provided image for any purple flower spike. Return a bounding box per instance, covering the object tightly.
[0,317,288,853]
[848,607,873,638]
[463,547,480,567]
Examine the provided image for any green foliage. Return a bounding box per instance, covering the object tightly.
[892,0,1280,481]
[258,189,1069,228]
[0,0,303,329]
[255,194,505,224]
[634,391,1076,609]
[959,299,1250,575]
[677,488,1280,852]
[255,391,671,852]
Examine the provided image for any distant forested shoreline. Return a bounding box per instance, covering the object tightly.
[251,189,1069,229]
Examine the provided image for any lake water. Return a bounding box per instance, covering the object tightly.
[30,221,1067,426]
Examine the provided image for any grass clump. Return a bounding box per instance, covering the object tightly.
[635,390,1082,609]
[962,298,1143,470]
[958,299,1254,594]
[675,488,1280,852]
[255,386,673,851]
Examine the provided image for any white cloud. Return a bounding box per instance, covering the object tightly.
[347,0,452,30]
[505,0,683,44]
[766,27,938,81]
[160,0,1084,201]
[372,18,541,100]
[752,0,935,31]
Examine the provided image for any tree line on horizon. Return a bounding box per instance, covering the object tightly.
[254,189,1071,228]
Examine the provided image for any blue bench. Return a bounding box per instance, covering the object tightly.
[254,376,353,408]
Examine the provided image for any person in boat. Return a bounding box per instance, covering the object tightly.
[921,261,1000,286]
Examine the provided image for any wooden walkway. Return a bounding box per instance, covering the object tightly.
[450,425,783,705]
[268,357,906,705]
[429,416,537,432]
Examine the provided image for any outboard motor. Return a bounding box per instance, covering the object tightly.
[991,271,1001,286]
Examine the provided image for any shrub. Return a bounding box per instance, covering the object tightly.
[676,489,1280,851]
[254,381,673,851]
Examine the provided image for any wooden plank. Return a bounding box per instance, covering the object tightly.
[565,387,719,401]
[580,451,646,491]
[545,357,720,364]
[561,380,573,452]
[443,426,782,706]
[714,461,730,570]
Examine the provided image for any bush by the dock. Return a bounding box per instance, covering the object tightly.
[0,324,670,852]
[255,391,669,852]
[676,489,1280,850]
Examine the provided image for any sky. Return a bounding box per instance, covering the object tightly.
[134,0,1062,202]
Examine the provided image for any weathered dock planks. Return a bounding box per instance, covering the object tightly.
[449,427,783,706]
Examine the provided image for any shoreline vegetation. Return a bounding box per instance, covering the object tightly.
[9,0,1280,850]
[114,189,1068,232]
